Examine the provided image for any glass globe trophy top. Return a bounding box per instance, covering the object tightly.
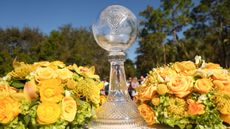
[92,5,137,52]
[92,5,144,129]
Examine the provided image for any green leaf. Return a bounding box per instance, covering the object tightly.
[11,80,25,88]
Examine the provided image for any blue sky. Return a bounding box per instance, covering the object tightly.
[0,0,161,61]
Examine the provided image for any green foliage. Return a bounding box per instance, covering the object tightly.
[0,25,115,79]
[124,59,136,78]
[136,0,230,75]
[185,0,230,67]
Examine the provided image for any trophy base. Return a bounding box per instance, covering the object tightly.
[91,100,145,129]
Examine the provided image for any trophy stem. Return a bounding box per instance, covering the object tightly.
[91,52,144,129]
[108,52,130,102]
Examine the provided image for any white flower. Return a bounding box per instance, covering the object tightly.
[198,94,207,103]
[2,75,11,81]
[157,74,164,83]
[195,55,202,65]
[200,60,206,68]
[65,90,71,97]
[163,112,168,118]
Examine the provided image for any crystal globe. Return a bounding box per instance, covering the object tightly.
[91,5,145,129]
[92,5,138,52]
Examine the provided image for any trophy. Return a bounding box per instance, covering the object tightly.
[92,5,144,129]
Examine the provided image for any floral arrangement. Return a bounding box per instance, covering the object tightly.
[135,56,230,129]
[0,60,103,129]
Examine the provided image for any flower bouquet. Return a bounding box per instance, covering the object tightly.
[135,56,230,129]
[0,60,103,129]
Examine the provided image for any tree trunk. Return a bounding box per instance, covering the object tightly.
[163,44,166,64]
[173,29,178,44]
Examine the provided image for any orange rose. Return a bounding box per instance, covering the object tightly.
[211,69,230,94]
[167,75,193,98]
[213,80,230,94]
[211,71,229,81]
[61,96,77,122]
[173,61,196,75]
[37,102,61,124]
[204,63,221,69]
[194,78,213,94]
[220,114,230,124]
[138,104,155,125]
[76,66,99,79]
[35,67,57,81]
[155,67,177,82]
[135,85,157,102]
[0,96,20,124]
[39,79,64,103]
[24,80,38,100]
[187,99,205,116]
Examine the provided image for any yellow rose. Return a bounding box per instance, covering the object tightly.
[219,101,230,115]
[167,75,193,98]
[99,95,107,105]
[39,79,64,103]
[35,67,57,81]
[0,96,20,124]
[66,79,77,89]
[33,61,50,67]
[56,68,73,80]
[157,84,168,95]
[0,84,17,98]
[214,92,230,115]
[37,103,61,124]
[151,97,160,106]
[49,61,66,69]
[135,85,157,102]
[173,61,196,75]
[194,78,213,94]
[138,104,155,125]
[61,96,77,122]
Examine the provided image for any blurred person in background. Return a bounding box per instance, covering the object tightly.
[101,78,109,95]
[127,77,133,99]
[139,75,145,84]
[131,77,139,97]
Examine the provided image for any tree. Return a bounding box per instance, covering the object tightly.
[35,25,110,79]
[161,0,193,44]
[136,0,193,75]
[185,0,230,67]
[0,25,110,79]
[0,27,44,76]
[125,59,136,78]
